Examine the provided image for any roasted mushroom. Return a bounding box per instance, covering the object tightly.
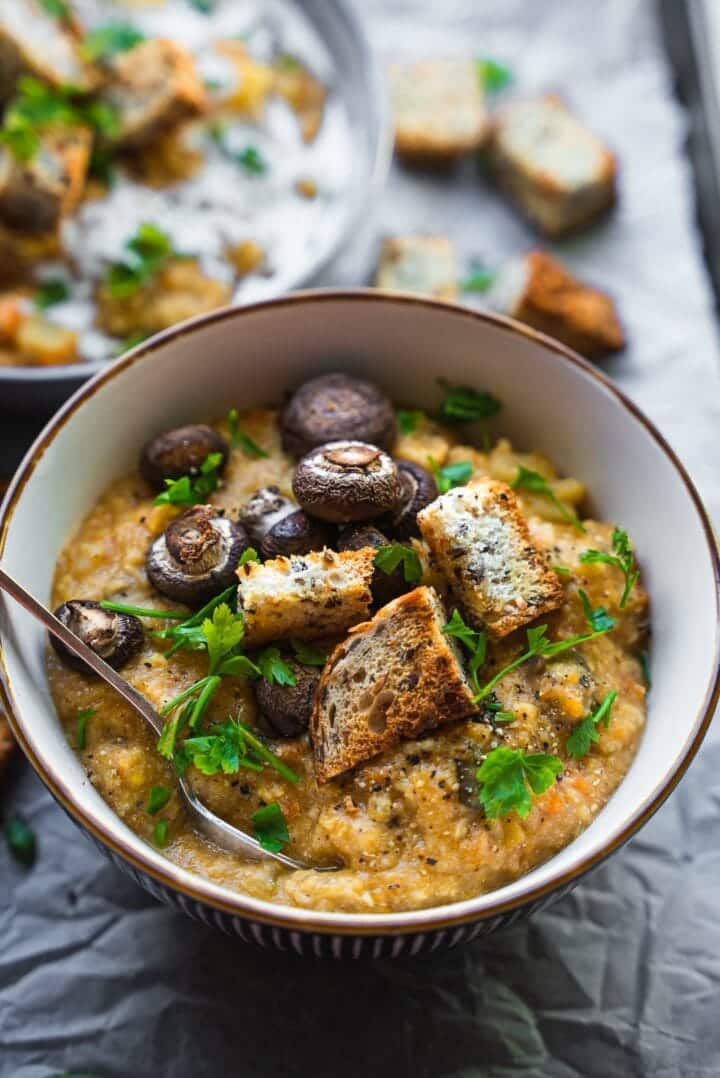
[337,524,407,605]
[51,600,143,674]
[254,658,321,737]
[260,509,333,560]
[384,460,438,539]
[293,441,404,523]
[280,373,396,458]
[238,486,296,547]
[146,504,248,605]
[140,424,229,489]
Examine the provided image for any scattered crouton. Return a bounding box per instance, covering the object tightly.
[375,236,458,299]
[417,477,564,637]
[0,126,91,235]
[237,547,375,646]
[390,58,488,162]
[487,95,617,237]
[15,313,78,366]
[311,586,476,782]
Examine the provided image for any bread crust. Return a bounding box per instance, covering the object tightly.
[375,235,458,299]
[390,59,488,161]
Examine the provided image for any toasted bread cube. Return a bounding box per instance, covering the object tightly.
[105,40,207,149]
[0,0,96,102]
[487,95,617,237]
[237,547,375,646]
[498,250,624,358]
[15,313,78,366]
[375,236,458,299]
[390,59,488,161]
[0,126,91,235]
[417,478,563,637]
[311,586,475,783]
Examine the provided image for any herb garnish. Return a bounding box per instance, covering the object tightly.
[429,458,473,494]
[154,451,223,506]
[0,78,121,162]
[177,720,298,784]
[511,466,586,532]
[106,223,176,299]
[252,802,290,853]
[485,699,515,723]
[566,691,617,760]
[461,259,496,293]
[439,380,502,424]
[374,544,423,584]
[35,277,70,310]
[153,818,169,848]
[442,608,487,694]
[39,0,69,19]
[75,707,95,750]
[227,408,269,458]
[291,639,327,666]
[579,527,639,609]
[239,547,259,566]
[210,125,267,175]
[100,600,187,620]
[82,23,145,62]
[476,58,513,93]
[4,816,36,866]
[397,409,425,435]
[476,747,561,819]
[147,785,172,815]
[188,0,214,11]
[257,647,297,687]
[638,652,651,688]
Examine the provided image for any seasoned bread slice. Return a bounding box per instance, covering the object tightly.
[417,478,563,637]
[487,95,617,238]
[237,547,375,646]
[375,236,458,300]
[389,59,488,161]
[311,586,475,783]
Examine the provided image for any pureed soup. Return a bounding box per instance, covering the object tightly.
[48,374,648,913]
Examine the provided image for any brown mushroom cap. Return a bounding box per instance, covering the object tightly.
[292,440,404,523]
[280,373,397,458]
[336,524,408,606]
[146,504,248,605]
[254,658,321,737]
[260,509,334,560]
[140,424,229,489]
[238,486,296,547]
[51,600,143,675]
[383,460,438,539]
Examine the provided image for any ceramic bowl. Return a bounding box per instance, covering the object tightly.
[1,291,718,957]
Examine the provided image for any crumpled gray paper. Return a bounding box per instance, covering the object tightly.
[2,1,720,1075]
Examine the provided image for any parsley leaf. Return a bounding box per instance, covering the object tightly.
[180,719,299,784]
[154,451,223,506]
[374,544,423,584]
[35,277,70,309]
[257,647,297,686]
[476,58,513,93]
[188,0,214,11]
[4,816,36,866]
[578,589,616,633]
[397,409,425,435]
[443,609,487,694]
[147,785,172,815]
[39,0,69,18]
[252,802,289,853]
[239,547,259,566]
[227,409,269,457]
[579,527,639,609]
[106,223,176,299]
[566,690,617,760]
[291,639,327,666]
[511,466,586,532]
[75,707,95,750]
[439,380,502,423]
[82,23,145,62]
[461,259,496,293]
[153,818,170,848]
[476,747,561,819]
[202,603,245,673]
[429,458,473,494]
[236,146,267,175]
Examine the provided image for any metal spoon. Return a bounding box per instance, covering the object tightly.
[0,566,339,872]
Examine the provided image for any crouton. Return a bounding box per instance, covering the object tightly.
[500,250,624,358]
[390,58,488,162]
[375,236,458,299]
[417,478,563,637]
[0,221,61,281]
[487,95,617,237]
[105,40,207,149]
[237,547,375,646]
[311,586,476,783]
[15,313,78,365]
[0,0,96,102]
[0,126,91,235]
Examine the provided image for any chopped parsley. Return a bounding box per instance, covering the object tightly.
[100,600,186,620]
[227,409,269,458]
[511,466,586,532]
[239,547,259,566]
[177,719,298,784]
[39,0,69,18]
[188,0,214,11]
[578,589,615,633]
[35,277,70,310]
[552,565,571,575]
[443,609,487,694]
[476,747,561,819]
[75,707,95,750]
[0,79,120,163]
[461,259,496,293]
[106,223,176,299]
[397,409,425,435]
[4,816,36,866]
[147,785,172,815]
[638,651,651,688]
[476,58,513,93]
[153,818,169,848]
[374,544,423,584]
[89,142,116,187]
[211,125,267,175]
[438,380,502,424]
[252,802,289,853]
[257,647,297,687]
[579,527,639,608]
[429,458,473,494]
[154,451,223,506]
[82,23,145,62]
[291,639,327,666]
[566,691,617,760]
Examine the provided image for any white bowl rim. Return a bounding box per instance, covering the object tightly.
[1,288,719,937]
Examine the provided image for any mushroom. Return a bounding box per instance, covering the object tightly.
[238,486,296,547]
[146,504,248,605]
[384,460,438,539]
[292,441,404,523]
[140,424,229,489]
[254,658,321,737]
[280,373,396,458]
[51,600,143,674]
[260,509,333,560]
[337,524,408,605]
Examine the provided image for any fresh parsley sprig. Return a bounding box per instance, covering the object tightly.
[154,451,224,506]
[566,691,617,760]
[461,259,496,293]
[476,57,513,93]
[476,747,561,819]
[35,278,70,310]
[176,719,298,785]
[579,527,639,609]
[438,380,502,424]
[147,785,172,815]
[82,23,145,62]
[75,707,95,750]
[374,544,423,584]
[227,409,269,458]
[429,458,473,494]
[443,608,487,694]
[396,409,425,435]
[210,125,267,175]
[511,466,586,532]
[257,647,296,687]
[106,223,177,299]
[291,639,326,666]
[253,802,290,853]
[4,816,37,867]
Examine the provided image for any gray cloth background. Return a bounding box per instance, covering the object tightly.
[2,1,720,1075]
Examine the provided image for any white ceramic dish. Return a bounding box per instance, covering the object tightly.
[1,290,718,957]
